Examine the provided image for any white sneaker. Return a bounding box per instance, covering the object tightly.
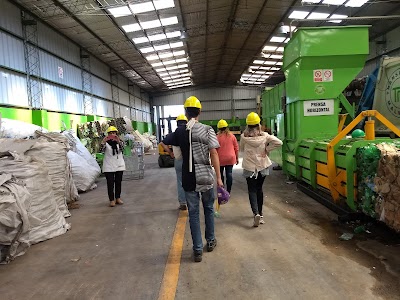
[260,216,265,224]
[253,214,260,227]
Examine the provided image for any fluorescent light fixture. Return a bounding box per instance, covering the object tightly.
[253,60,264,64]
[322,0,346,4]
[345,0,369,7]
[264,61,277,65]
[288,11,309,19]
[122,23,141,32]
[170,41,184,49]
[140,19,162,29]
[154,0,175,10]
[263,45,277,51]
[161,16,179,26]
[139,46,155,53]
[329,14,348,23]
[270,36,286,43]
[108,6,131,17]
[133,36,149,44]
[166,31,181,38]
[307,12,330,19]
[270,54,283,59]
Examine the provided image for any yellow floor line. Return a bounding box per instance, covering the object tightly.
[158,210,188,300]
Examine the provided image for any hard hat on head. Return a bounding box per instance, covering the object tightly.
[176,114,188,122]
[184,96,202,109]
[106,126,118,133]
[246,112,261,125]
[217,119,228,129]
[352,129,365,138]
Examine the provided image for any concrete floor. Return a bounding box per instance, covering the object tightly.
[0,151,399,300]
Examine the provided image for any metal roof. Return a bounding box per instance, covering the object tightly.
[14,0,400,92]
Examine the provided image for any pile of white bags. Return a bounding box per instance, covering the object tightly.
[133,130,153,152]
[0,118,47,139]
[62,130,101,192]
[0,151,70,263]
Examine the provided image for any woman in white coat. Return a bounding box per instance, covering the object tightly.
[101,126,126,207]
[240,112,283,227]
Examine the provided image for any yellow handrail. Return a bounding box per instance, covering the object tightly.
[327,110,400,202]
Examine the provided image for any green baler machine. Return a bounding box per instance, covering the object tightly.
[264,26,400,213]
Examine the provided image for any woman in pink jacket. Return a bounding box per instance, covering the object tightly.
[241,112,283,227]
[216,119,239,194]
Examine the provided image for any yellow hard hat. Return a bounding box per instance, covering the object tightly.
[106,126,118,133]
[217,119,228,129]
[246,112,261,125]
[176,114,188,122]
[184,96,202,109]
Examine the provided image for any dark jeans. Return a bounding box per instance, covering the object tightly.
[220,165,233,193]
[104,171,123,201]
[246,173,266,216]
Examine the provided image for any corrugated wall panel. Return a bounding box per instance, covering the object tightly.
[134,85,141,97]
[0,1,22,36]
[39,50,81,89]
[135,97,143,110]
[235,99,256,110]
[201,111,231,121]
[184,87,232,101]
[232,87,260,99]
[91,57,110,82]
[42,83,83,114]
[119,90,129,106]
[94,97,113,117]
[202,100,231,111]
[37,23,80,66]
[235,110,251,119]
[117,74,128,90]
[142,91,149,102]
[0,32,25,72]
[92,77,112,99]
[120,105,130,118]
[0,69,28,106]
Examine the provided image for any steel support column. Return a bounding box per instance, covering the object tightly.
[80,49,94,115]
[22,11,43,109]
[111,71,120,118]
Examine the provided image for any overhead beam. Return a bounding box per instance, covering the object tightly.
[51,0,156,89]
[213,0,240,82]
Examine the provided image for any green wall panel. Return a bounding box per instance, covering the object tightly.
[0,107,33,123]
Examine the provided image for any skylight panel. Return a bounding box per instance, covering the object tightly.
[170,73,190,79]
[242,74,251,78]
[276,47,284,52]
[345,0,369,7]
[329,14,348,23]
[307,12,330,20]
[270,54,283,59]
[122,23,141,32]
[263,45,277,52]
[270,67,280,71]
[173,50,186,57]
[258,66,270,70]
[140,19,162,30]
[139,46,155,53]
[264,61,277,65]
[151,62,164,67]
[255,71,265,74]
[148,33,167,42]
[154,44,170,51]
[322,0,346,4]
[253,60,265,64]
[161,16,179,26]
[301,0,321,3]
[170,83,192,89]
[129,2,155,14]
[154,0,175,10]
[257,79,265,81]
[108,6,131,18]
[281,25,297,32]
[166,31,181,38]
[170,41,184,49]
[288,11,309,19]
[133,36,149,44]
[260,75,270,79]
[155,67,167,72]
[159,52,175,59]
[270,36,286,43]
[146,54,162,61]
[276,62,283,66]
